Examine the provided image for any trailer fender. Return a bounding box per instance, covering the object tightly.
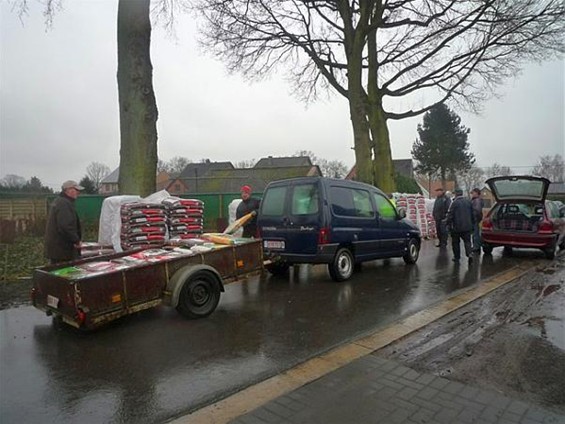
[164,264,225,308]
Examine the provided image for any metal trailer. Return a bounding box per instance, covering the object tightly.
[31,240,263,330]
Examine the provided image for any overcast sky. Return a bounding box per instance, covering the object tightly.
[1,0,563,190]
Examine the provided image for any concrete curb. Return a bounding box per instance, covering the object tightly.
[170,263,533,424]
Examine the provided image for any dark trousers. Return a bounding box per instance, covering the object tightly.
[472,223,481,251]
[451,231,472,259]
[436,220,448,247]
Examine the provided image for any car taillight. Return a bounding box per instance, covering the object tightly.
[538,220,553,234]
[482,218,493,231]
[76,308,86,325]
[318,227,330,244]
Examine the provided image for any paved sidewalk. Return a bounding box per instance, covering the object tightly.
[230,354,564,424]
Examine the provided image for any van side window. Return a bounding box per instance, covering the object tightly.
[261,186,287,216]
[291,184,319,215]
[352,189,373,217]
[330,187,373,217]
[373,193,396,220]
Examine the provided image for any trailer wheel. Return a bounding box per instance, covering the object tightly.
[176,271,221,319]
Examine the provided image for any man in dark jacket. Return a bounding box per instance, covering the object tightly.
[446,188,474,263]
[470,188,484,253]
[236,185,261,238]
[44,180,83,263]
[432,187,451,248]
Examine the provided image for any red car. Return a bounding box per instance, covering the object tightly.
[481,176,565,259]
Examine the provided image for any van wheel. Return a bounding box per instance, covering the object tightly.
[176,271,221,319]
[328,248,354,282]
[403,238,420,264]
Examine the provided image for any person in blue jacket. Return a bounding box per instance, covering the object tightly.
[446,188,475,263]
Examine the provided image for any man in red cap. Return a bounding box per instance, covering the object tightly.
[236,185,261,237]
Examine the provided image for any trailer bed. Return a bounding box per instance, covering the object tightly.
[32,240,263,330]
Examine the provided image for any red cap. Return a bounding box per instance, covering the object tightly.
[241,185,252,193]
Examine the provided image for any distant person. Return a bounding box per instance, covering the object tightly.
[236,185,261,238]
[446,188,475,263]
[44,180,83,264]
[470,188,484,253]
[432,187,451,248]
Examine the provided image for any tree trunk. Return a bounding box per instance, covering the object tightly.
[368,101,395,193]
[366,8,396,194]
[117,0,158,196]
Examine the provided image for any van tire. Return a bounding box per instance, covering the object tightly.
[403,238,420,264]
[328,248,354,282]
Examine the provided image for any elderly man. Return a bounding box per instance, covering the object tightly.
[44,180,83,264]
[432,187,451,248]
[235,185,261,238]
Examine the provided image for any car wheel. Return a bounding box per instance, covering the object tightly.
[328,248,354,282]
[265,261,290,276]
[176,271,221,319]
[503,246,513,256]
[403,238,420,264]
[544,242,557,260]
[482,244,493,255]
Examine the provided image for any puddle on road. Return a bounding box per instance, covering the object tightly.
[522,316,565,351]
[529,282,562,298]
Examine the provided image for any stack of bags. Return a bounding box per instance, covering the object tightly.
[394,193,436,239]
[163,198,205,240]
[120,203,168,250]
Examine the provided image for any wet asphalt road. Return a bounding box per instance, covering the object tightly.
[0,241,551,424]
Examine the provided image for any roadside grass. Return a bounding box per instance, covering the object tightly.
[1,224,99,282]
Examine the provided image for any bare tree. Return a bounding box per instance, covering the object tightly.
[485,163,513,179]
[532,154,564,182]
[196,0,564,192]
[163,156,192,174]
[234,159,257,168]
[457,164,485,191]
[0,174,26,189]
[317,159,349,179]
[86,162,111,190]
[18,0,171,197]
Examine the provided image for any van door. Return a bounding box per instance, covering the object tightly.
[372,192,406,255]
[328,185,380,260]
[260,181,322,256]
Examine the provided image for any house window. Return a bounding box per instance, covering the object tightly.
[175,184,181,193]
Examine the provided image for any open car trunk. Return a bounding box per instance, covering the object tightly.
[490,202,546,232]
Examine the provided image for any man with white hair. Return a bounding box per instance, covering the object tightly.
[44,180,84,263]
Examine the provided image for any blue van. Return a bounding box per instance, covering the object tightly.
[257,177,421,281]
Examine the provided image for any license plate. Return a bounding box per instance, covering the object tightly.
[47,295,59,308]
[264,240,285,250]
